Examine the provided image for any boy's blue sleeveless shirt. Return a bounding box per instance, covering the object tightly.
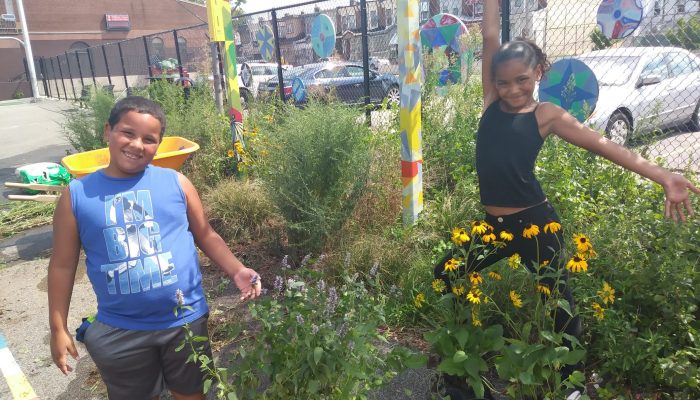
[69,166,208,330]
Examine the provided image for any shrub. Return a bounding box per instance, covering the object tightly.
[61,87,116,152]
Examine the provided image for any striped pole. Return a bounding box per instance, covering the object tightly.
[398,0,423,225]
[0,334,38,400]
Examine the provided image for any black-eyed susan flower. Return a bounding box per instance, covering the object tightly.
[452,286,466,296]
[598,281,615,305]
[509,290,523,308]
[487,271,502,280]
[466,288,482,304]
[227,149,234,158]
[471,307,482,326]
[499,230,514,241]
[592,302,605,320]
[482,232,497,243]
[451,228,470,246]
[536,284,551,297]
[544,221,562,234]
[508,253,521,269]
[444,258,460,272]
[523,223,540,239]
[414,293,425,308]
[483,222,494,231]
[472,221,488,235]
[573,233,593,253]
[566,254,588,273]
[469,272,484,286]
[432,279,446,293]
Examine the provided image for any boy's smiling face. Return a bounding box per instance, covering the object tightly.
[103,110,162,178]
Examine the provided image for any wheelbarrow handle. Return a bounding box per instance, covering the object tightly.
[4,182,66,192]
[7,194,61,203]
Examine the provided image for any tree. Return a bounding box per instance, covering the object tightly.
[589,27,617,50]
[666,15,700,50]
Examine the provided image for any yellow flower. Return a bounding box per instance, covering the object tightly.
[264,114,273,123]
[471,307,482,326]
[227,149,234,158]
[544,221,562,234]
[414,293,426,308]
[587,248,598,259]
[598,281,615,305]
[432,279,446,293]
[523,223,540,239]
[483,222,494,231]
[536,284,551,297]
[452,286,466,296]
[499,231,514,241]
[573,233,593,253]
[469,272,484,286]
[592,302,605,320]
[509,290,523,308]
[444,258,460,272]
[471,221,488,235]
[451,228,470,246]
[566,254,588,273]
[541,260,550,266]
[487,271,502,280]
[482,232,497,243]
[508,253,521,269]
[466,288,482,304]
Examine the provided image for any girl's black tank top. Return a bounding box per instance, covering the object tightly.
[475,101,546,207]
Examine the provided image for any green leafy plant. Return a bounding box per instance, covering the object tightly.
[61,86,116,151]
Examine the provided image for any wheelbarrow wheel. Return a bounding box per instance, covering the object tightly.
[432,373,494,400]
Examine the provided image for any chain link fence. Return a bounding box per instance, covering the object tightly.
[35,0,700,172]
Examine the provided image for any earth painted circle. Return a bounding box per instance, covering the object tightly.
[311,14,336,58]
[538,58,599,123]
[596,0,643,39]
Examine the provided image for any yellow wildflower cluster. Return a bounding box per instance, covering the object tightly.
[566,234,596,273]
[508,253,521,269]
[469,272,484,286]
[471,307,482,326]
[451,228,470,246]
[414,293,426,308]
[592,302,605,320]
[432,279,446,293]
[598,281,615,305]
[509,290,523,308]
[522,223,540,239]
[536,284,551,297]
[452,286,466,296]
[466,288,482,304]
[487,271,502,280]
[471,221,493,235]
[444,258,460,272]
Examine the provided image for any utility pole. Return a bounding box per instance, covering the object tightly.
[16,0,39,100]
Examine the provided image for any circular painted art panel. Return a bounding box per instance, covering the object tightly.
[538,58,599,123]
[311,14,336,59]
[291,77,306,103]
[419,13,469,55]
[256,24,275,62]
[596,0,643,39]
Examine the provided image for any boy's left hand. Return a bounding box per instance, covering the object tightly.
[663,172,700,222]
[233,267,262,301]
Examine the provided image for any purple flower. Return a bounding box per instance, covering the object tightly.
[369,262,379,277]
[311,324,319,334]
[300,254,312,268]
[273,275,284,293]
[317,279,326,292]
[296,314,305,325]
[281,255,290,269]
[175,289,185,306]
[325,287,338,316]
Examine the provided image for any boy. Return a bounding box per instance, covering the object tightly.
[48,96,261,400]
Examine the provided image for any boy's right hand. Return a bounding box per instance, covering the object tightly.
[50,328,79,375]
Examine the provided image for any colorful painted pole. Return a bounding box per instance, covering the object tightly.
[398,0,423,225]
[0,334,38,400]
[207,0,244,156]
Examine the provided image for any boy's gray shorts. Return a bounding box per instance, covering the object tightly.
[84,314,211,400]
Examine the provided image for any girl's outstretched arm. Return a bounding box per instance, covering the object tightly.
[542,103,700,222]
[482,0,501,107]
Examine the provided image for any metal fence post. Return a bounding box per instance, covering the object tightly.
[39,57,50,97]
[271,10,285,103]
[360,0,371,125]
[87,47,97,86]
[101,45,112,85]
[210,42,223,112]
[22,57,35,97]
[501,0,511,43]
[173,30,184,79]
[65,51,77,99]
[56,56,68,100]
[49,57,61,99]
[143,36,153,78]
[74,51,85,89]
[117,42,129,93]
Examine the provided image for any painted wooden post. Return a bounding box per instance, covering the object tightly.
[206,0,244,154]
[398,0,423,225]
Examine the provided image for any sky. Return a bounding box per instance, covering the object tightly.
[241,0,305,14]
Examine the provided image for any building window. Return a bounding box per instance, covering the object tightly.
[370,10,379,28]
[176,37,187,61]
[386,8,394,25]
[69,41,90,51]
[342,14,356,30]
[150,37,164,62]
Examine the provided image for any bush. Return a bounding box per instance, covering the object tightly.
[61,87,116,152]
[254,101,373,255]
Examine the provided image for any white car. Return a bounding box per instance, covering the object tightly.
[575,47,700,145]
[238,62,290,102]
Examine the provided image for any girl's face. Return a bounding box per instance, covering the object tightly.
[493,58,542,111]
[103,111,162,178]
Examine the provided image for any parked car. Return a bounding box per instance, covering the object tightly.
[258,62,400,106]
[237,62,289,103]
[369,56,391,71]
[574,47,700,144]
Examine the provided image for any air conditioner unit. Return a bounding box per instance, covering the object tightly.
[1,14,16,22]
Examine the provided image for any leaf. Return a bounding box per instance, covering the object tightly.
[227,392,239,400]
[313,346,324,365]
[519,371,535,385]
[556,299,574,317]
[203,379,212,394]
[403,353,428,369]
[453,350,468,363]
[175,342,186,352]
[455,327,469,349]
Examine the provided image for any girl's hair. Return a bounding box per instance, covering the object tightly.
[107,96,167,137]
[490,38,551,80]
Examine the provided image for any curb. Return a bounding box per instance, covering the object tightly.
[0,225,53,265]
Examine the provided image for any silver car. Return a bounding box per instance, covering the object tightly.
[576,47,700,144]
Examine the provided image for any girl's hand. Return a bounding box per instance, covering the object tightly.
[233,267,262,301]
[50,328,79,375]
[662,172,700,222]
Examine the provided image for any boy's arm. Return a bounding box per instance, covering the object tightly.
[545,103,700,221]
[48,187,81,374]
[177,173,261,300]
[482,0,501,107]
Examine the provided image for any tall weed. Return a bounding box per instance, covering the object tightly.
[61,87,116,152]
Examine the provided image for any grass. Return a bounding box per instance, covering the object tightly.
[0,201,55,239]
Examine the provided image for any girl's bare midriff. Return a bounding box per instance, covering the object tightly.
[484,199,547,217]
